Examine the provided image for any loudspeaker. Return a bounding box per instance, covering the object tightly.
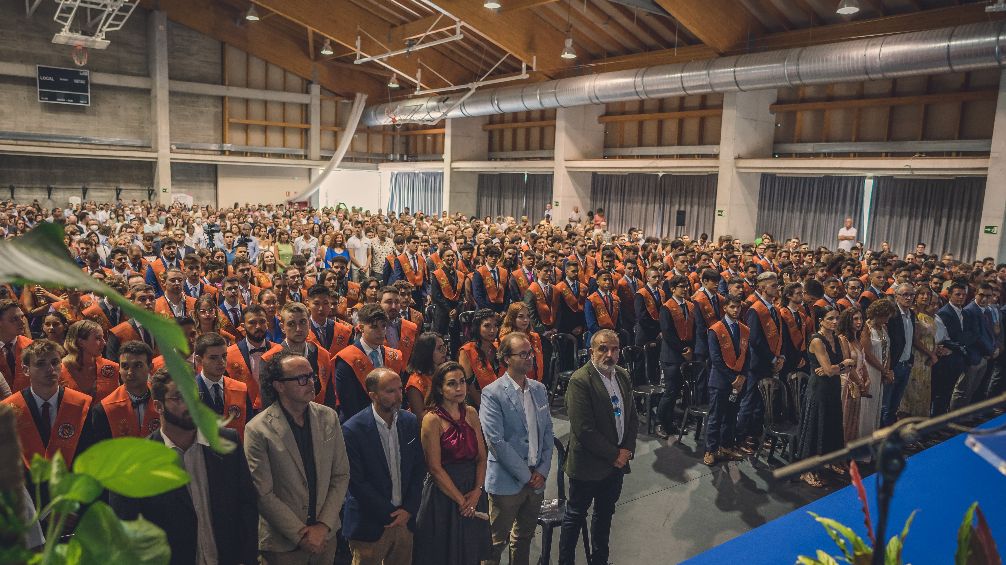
[675,209,686,227]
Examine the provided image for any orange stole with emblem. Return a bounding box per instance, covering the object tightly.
[711,321,750,373]
[60,357,120,402]
[513,269,532,296]
[555,281,587,313]
[306,321,354,359]
[226,344,264,410]
[749,301,783,356]
[336,345,405,392]
[397,253,427,287]
[528,331,544,381]
[3,388,91,467]
[692,290,725,328]
[406,372,432,400]
[460,342,503,389]
[779,307,811,352]
[527,283,555,326]
[101,385,159,438]
[637,287,665,321]
[217,377,249,439]
[587,293,620,330]
[0,335,33,392]
[434,269,463,302]
[398,318,419,366]
[477,266,509,304]
[665,299,696,342]
[346,281,362,306]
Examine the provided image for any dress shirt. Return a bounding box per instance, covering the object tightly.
[898,305,914,363]
[30,387,58,431]
[591,361,624,444]
[385,319,401,350]
[198,374,224,408]
[371,406,402,506]
[162,430,218,565]
[506,373,539,467]
[247,340,267,379]
[948,303,965,332]
[126,390,149,427]
[361,339,383,368]
[164,294,187,317]
[280,404,318,524]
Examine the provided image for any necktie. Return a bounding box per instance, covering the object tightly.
[211,383,223,411]
[794,310,803,329]
[131,392,150,409]
[139,327,152,348]
[628,278,636,292]
[572,281,579,296]
[603,293,611,315]
[729,322,740,352]
[711,293,719,313]
[230,308,240,327]
[3,343,14,374]
[411,255,418,272]
[769,305,779,326]
[492,269,499,285]
[369,348,382,368]
[680,302,688,319]
[40,401,52,441]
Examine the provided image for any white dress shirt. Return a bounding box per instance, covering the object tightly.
[898,305,914,363]
[30,388,58,431]
[506,373,539,467]
[592,362,624,444]
[371,406,402,506]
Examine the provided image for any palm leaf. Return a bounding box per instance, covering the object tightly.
[849,461,876,545]
[956,503,977,565]
[0,224,232,453]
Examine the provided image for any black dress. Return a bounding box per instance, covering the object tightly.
[797,333,846,459]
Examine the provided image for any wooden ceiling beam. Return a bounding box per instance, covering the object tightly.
[253,0,471,89]
[652,0,765,53]
[149,0,383,98]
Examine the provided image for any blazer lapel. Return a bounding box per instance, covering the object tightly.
[367,410,393,483]
[266,405,306,481]
[588,365,618,437]
[309,404,332,490]
[501,377,528,433]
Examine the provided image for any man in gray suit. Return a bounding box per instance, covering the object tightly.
[559,329,638,565]
[479,332,554,565]
[245,351,350,564]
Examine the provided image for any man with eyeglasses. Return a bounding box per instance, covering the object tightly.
[880,283,922,426]
[559,329,636,565]
[109,368,258,565]
[479,332,554,565]
[950,282,998,410]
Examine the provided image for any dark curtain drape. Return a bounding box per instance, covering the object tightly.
[589,173,717,238]
[475,173,553,220]
[756,174,865,249]
[867,176,985,261]
[387,171,444,215]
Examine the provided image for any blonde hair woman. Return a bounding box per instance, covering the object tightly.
[62,319,120,401]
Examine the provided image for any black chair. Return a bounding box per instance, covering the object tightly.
[423,303,437,334]
[457,310,475,343]
[547,333,579,403]
[639,342,665,432]
[624,345,658,435]
[787,371,809,423]
[755,376,799,463]
[677,361,710,442]
[537,437,590,565]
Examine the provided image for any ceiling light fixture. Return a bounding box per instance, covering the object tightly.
[320,38,334,56]
[244,4,260,21]
[484,0,502,8]
[388,74,400,88]
[560,36,576,59]
[835,0,860,15]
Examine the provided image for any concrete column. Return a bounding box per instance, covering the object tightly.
[713,89,777,242]
[553,105,604,224]
[308,83,321,161]
[148,11,172,205]
[976,69,1006,261]
[443,115,487,215]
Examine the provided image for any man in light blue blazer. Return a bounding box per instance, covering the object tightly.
[479,331,555,565]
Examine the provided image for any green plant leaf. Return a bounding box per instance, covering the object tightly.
[73,438,189,498]
[53,538,82,565]
[72,501,170,565]
[29,454,51,486]
[812,513,870,557]
[796,555,825,565]
[48,473,103,504]
[885,534,902,565]
[971,505,1002,565]
[956,502,978,565]
[815,551,841,565]
[0,224,231,453]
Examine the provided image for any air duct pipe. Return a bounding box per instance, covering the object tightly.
[362,21,1006,127]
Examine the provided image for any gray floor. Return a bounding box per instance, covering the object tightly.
[526,412,839,565]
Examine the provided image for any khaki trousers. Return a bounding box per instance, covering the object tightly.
[348,525,413,565]
[261,543,339,565]
[482,486,544,565]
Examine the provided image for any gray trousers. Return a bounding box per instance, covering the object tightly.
[482,486,545,565]
[950,359,987,410]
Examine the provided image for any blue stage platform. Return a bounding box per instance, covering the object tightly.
[683,415,1006,564]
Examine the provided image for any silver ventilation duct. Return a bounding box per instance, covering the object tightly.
[362,21,1006,127]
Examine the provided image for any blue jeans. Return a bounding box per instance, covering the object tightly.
[881,359,913,426]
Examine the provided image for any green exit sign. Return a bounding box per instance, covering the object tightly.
[716,209,724,217]
[984,225,999,235]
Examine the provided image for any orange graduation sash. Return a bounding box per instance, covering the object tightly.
[527,282,555,326]
[665,299,696,343]
[555,281,587,313]
[477,266,509,304]
[778,307,810,352]
[3,388,91,467]
[398,253,426,286]
[460,342,503,389]
[637,287,665,321]
[750,301,783,356]
[101,385,159,438]
[711,321,750,373]
[588,293,620,330]
[434,268,463,302]
[337,345,405,392]
[692,290,725,328]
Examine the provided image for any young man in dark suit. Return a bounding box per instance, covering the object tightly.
[932,282,979,415]
[109,368,258,565]
[704,296,748,466]
[341,368,425,565]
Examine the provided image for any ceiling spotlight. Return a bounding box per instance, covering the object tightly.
[560,36,576,60]
[484,0,502,8]
[836,0,860,15]
[244,4,260,21]
[320,38,334,56]
[388,74,400,89]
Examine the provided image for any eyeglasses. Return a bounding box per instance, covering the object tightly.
[610,395,622,417]
[276,373,315,386]
[509,350,533,360]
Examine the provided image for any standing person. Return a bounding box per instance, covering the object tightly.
[932,283,976,415]
[559,330,638,565]
[0,299,34,393]
[342,368,426,565]
[90,341,158,440]
[837,217,857,253]
[634,268,665,384]
[736,272,785,453]
[431,247,464,339]
[347,225,373,283]
[479,332,554,565]
[860,300,894,441]
[951,282,997,409]
[836,309,867,445]
[60,319,120,402]
[335,303,405,422]
[405,332,448,422]
[193,332,255,439]
[245,352,351,565]
[414,361,491,564]
[109,368,259,565]
[458,309,503,408]
[655,274,697,439]
[882,283,919,426]
[797,307,852,488]
[900,290,939,418]
[499,302,545,382]
[703,296,747,466]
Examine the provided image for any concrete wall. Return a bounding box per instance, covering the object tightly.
[319,170,383,210]
[0,155,154,206]
[217,165,311,207]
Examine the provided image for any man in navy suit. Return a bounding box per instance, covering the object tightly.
[932,282,979,415]
[704,296,748,466]
[883,283,921,426]
[479,332,554,565]
[342,368,425,565]
[736,272,784,452]
[951,282,997,410]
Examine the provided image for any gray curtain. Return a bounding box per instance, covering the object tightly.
[590,173,718,238]
[476,173,553,220]
[867,176,985,261]
[756,174,865,249]
[387,171,443,215]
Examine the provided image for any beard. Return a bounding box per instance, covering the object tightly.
[248,328,267,343]
[162,408,195,430]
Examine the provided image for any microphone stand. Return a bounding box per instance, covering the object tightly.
[773,391,1006,565]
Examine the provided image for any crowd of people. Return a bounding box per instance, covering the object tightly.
[2,198,1003,564]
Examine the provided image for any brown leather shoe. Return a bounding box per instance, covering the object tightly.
[703,451,718,466]
[735,443,755,455]
[718,448,744,461]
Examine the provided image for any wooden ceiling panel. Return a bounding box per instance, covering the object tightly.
[652,0,765,53]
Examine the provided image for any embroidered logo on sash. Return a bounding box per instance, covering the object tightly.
[101,364,116,378]
[57,423,76,439]
[149,418,161,432]
[228,405,242,420]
